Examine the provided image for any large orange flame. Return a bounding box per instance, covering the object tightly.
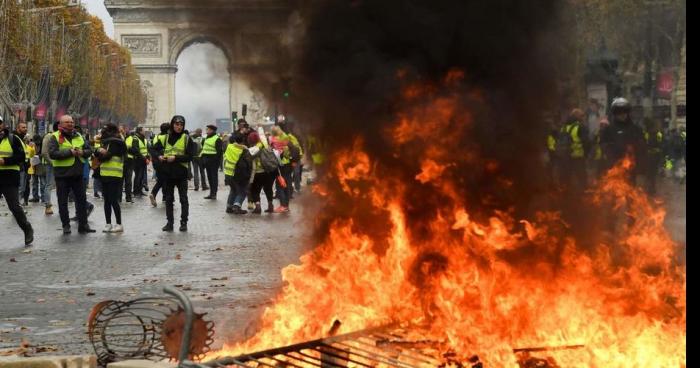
[216,73,685,366]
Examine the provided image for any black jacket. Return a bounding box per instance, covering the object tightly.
[600,119,646,173]
[0,129,27,186]
[47,130,93,178]
[148,131,195,180]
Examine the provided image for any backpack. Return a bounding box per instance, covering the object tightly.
[233,150,253,183]
[288,142,301,163]
[259,147,279,173]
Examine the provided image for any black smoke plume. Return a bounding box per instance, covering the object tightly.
[283,0,567,242]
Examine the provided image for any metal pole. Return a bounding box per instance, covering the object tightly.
[163,286,195,365]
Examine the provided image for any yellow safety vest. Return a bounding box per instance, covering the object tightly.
[546,134,556,152]
[594,134,602,160]
[288,134,303,157]
[100,143,124,178]
[223,143,246,176]
[0,136,20,171]
[564,123,584,158]
[644,131,664,154]
[51,131,85,167]
[200,135,220,156]
[164,133,189,168]
[307,135,325,165]
[17,137,29,163]
[126,135,147,159]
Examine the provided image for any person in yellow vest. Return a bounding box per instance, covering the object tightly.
[643,118,664,196]
[149,122,170,207]
[149,115,195,232]
[91,134,103,199]
[269,125,292,212]
[281,123,304,195]
[13,122,30,206]
[94,123,126,233]
[48,115,96,234]
[247,128,277,214]
[200,124,223,200]
[25,139,37,206]
[224,132,253,214]
[124,126,149,201]
[0,117,34,246]
[592,117,609,178]
[545,122,558,187]
[559,108,590,194]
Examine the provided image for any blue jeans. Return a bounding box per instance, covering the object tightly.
[93,176,102,196]
[43,164,54,206]
[19,170,27,199]
[31,174,40,200]
[227,181,248,208]
[275,165,293,207]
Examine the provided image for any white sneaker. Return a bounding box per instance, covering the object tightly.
[102,224,112,233]
[110,224,124,233]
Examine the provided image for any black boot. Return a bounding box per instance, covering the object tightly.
[78,225,96,234]
[62,225,71,235]
[162,223,174,232]
[179,222,188,232]
[252,203,262,214]
[265,203,274,213]
[23,225,34,246]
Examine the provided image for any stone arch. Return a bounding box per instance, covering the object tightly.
[107,0,291,131]
[168,31,234,68]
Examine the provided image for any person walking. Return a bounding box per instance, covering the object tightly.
[13,122,30,206]
[149,115,195,232]
[149,123,169,206]
[200,124,223,200]
[94,124,126,233]
[0,116,34,246]
[48,115,96,234]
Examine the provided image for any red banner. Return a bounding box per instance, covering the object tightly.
[34,103,47,119]
[656,70,674,99]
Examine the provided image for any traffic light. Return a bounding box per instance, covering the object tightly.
[242,104,247,117]
[232,111,238,122]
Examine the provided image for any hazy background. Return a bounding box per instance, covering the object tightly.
[82,0,231,130]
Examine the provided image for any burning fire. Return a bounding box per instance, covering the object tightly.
[216,72,685,366]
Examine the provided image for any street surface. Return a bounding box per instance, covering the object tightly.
[0,174,686,356]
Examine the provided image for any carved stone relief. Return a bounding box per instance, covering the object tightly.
[141,80,157,126]
[122,35,162,57]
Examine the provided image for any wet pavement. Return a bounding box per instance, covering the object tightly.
[0,174,686,356]
[0,172,312,355]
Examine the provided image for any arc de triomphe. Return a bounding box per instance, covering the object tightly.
[105,0,291,129]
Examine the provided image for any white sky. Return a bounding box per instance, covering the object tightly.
[82,0,230,129]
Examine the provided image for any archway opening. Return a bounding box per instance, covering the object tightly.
[175,42,231,131]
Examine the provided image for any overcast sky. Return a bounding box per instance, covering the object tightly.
[82,0,230,130]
